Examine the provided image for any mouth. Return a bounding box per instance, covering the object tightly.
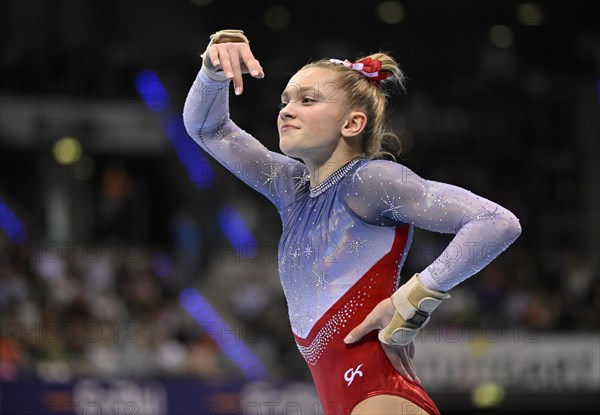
[280,124,299,132]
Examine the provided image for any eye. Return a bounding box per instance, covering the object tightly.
[279,101,288,109]
[302,97,316,104]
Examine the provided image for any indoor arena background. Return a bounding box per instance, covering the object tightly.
[1,0,599,414]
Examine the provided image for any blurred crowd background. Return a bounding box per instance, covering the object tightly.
[1,0,599,412]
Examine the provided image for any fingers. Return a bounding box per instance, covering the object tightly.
[398,345,421,384]
[344,315,377,344]
[215,47,238,91]
[206,45,220,67]
[227,48,244,95]
[239,47,264,78]
[381,343,421,385]
[382,343,410,380]
[209,43,264,96]
[345,299,395,344]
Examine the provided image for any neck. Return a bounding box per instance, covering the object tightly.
[305,150,364,187]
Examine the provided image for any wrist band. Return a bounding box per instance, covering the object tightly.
[378,274,450,346]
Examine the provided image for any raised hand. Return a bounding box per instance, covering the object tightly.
[203,29,264,95]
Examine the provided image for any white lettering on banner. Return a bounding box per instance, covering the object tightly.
[240,381,324,415]
[412,332,600,391]
[73,379,167,415]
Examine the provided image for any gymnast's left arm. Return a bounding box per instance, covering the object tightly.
[343,160,522,347]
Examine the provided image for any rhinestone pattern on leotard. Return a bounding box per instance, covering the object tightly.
[297,278,374,365]
[309,158,363,198]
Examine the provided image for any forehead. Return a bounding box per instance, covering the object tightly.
[282,67,339,96]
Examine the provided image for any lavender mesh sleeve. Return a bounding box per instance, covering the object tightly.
[183,70,307,211]
[342,160,522,292]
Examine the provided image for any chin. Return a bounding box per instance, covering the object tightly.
[280,147,301,159]
[279,139,301,158]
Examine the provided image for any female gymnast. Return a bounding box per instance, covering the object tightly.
[183,29,521,415]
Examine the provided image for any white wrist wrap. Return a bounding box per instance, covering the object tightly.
[378,274,450,346]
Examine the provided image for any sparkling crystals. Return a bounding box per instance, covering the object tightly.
[293,171,311,192]
[432,192,446,208]
[313,268,328,288]
[304,244,314,258]
[382,191,406,222]
[296,280,371,365]
[348,237,367,255]
[261,163,283,192]
[293,314,316,336]
[310,158,362,198]
[472,205,502,221]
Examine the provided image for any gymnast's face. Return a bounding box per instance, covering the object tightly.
[278,67,348,163]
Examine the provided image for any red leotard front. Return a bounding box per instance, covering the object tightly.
[294,226,440,415]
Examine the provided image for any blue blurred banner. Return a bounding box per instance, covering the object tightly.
[2,332,598,413]
[2,369,599,415]
[0,377,322,415]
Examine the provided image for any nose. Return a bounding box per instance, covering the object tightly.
[279,105,295,121]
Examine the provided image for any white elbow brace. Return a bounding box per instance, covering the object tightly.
[200,29,249,82]
[378,274,450,346]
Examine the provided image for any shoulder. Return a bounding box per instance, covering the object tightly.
[349,159,421,188]
[353,159,404,176]
[338,159,427,224]
[337,159,428,211]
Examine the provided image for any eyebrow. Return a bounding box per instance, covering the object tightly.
[280,86,318,100]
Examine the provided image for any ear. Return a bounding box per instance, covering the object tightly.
[341,110,368,138]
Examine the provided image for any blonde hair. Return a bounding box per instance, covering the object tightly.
[301,53,406,160]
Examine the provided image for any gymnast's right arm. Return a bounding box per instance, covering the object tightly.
[183,30,306,208]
